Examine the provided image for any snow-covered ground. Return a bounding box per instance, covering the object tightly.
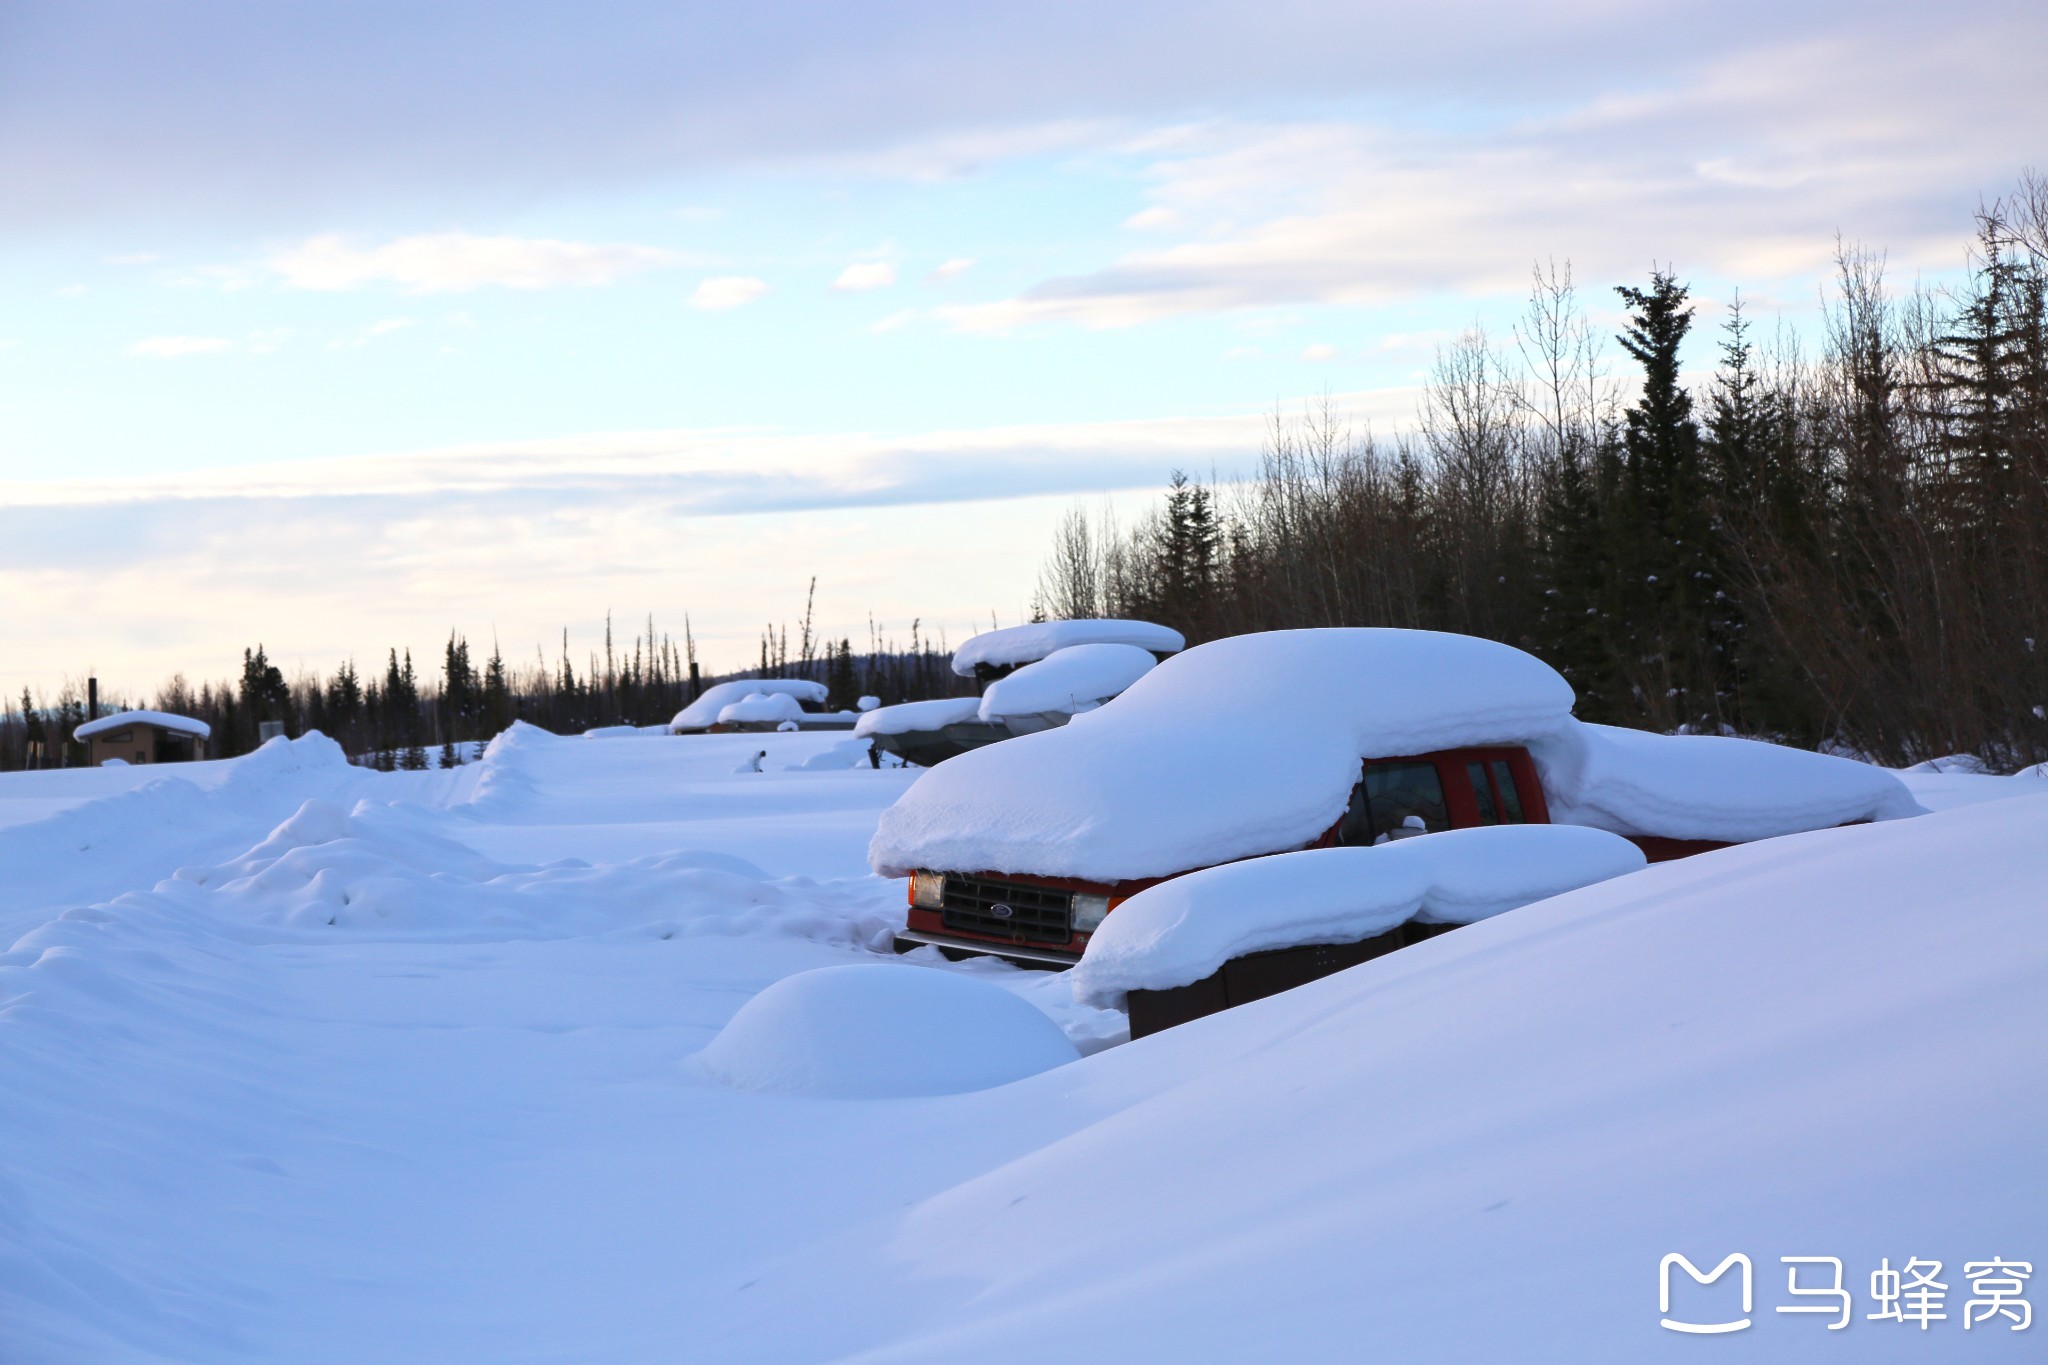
[2,728,2044,1361]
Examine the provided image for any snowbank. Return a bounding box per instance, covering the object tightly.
[697,964,1080,1097]
[670,679,828,732]
[1531,720,1924,843]
[717,692,807,726]
[977,643,1156,722]
[873,629,1578,881]
[1071,826,1646,1008]
[951,619,1184,676]
[73,709,211,741]
[854,696,982,738]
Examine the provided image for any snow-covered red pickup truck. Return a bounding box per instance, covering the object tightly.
[870,629,1922,1020]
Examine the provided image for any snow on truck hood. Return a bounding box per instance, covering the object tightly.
[868,627,1924,881]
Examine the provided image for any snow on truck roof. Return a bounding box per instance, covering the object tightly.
[669,679,828,732]
[869,627,1923,882]
[977,642,1157,721]
[854,696,983,739]
[73,710,211,741]
[950,619,1184,676]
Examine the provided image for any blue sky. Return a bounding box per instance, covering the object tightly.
[2,0,2043,700]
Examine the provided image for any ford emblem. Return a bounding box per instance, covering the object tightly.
[990,903,1015,919]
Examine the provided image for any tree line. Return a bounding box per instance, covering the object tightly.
[1036,175,2048,769]
[0,598,971,770]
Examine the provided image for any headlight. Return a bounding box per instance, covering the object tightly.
[1072,893,1112,932]
[910,870,946,909]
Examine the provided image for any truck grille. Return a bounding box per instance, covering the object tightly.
[940,874,1074,945]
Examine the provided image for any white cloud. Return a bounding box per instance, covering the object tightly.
[267,232,684,292]
[52,283,87,298]
[870,309,919,334]
[130,335,233,358]
[691,276,769,311]
[1300,343,1338,362]
[832,261,897,292]
[931,258,976,281]
[105,252,160,266]
[941,33,2045,333]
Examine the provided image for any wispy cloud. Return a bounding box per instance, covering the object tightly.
[832,261,896,292]
[691,276,769,311]
[940,34,2045,333]
[267,232,685,292]
[931,258,976,281]
[1300,343,1338,362]
[130,335,234,358]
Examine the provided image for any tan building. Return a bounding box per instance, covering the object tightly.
[73,710,211,766]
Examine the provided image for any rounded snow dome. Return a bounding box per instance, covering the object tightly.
[697,964,1080,1099]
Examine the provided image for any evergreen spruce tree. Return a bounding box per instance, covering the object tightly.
[1611,270,1717,729]
[482,641,512,738]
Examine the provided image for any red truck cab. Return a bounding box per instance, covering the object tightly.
[890,743,1701,969]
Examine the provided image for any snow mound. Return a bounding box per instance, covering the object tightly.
[73,709,211,741]
[717,692,806,726]
[670,679,828,732]
[854,696,982,738]
[698,964,1081,1098]
[873,629,1578,881]
[1901,753,1991,775]
[787,738,875,771]
[951,619,1184,676]
[978,643,1156,722]
[1531,721,1924,843]
[1071,825,1646,1008]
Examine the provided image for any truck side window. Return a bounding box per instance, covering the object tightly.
[1466,761,1499,824]
[1491,758,1526,822]
[1361,760,1449,841]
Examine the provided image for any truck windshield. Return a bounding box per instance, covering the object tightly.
[1337,760,1449,845]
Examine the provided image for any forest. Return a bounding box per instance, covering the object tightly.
[1036,177,2048,770]
[0,605,967,770]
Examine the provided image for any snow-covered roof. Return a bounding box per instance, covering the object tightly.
[870,627,1925,882]
[950,619,1184,677]
[1530,721,1924,845]
[977,643,1157,721]
[717,692,807,726]
[1070,826,1647,1008]
[670,679,828,732]
[854,696,984,738]
[873,629,1577,881]
[74,709,211,742]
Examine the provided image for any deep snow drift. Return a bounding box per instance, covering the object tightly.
[1,718,2042,1363]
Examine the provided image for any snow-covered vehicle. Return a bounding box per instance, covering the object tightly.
[871,629,1923,1020]
[668,679,860,734]
[859,620,1183,767]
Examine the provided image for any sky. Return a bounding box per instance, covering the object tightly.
[2,0,2043,702]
